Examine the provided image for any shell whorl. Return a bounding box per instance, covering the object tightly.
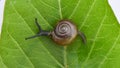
[52,20,78,45]
[54,21,71,38]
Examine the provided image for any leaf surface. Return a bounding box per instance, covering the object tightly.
[0,0,120,68]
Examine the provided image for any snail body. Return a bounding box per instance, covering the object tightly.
[25,18,86,45]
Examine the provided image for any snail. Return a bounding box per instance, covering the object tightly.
[25,18,86,45]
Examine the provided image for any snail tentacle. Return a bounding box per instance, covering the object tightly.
[25,34,40,40]
[78,31,87,44]
[25,18,50,40]
[35,18,42,31]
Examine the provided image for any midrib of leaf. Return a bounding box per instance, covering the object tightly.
[98,31,120,68]
[0,55,8,68]
[63,46,67,68]
[58,0,63,19]
[10,3,64,68]
[58,0,68,68]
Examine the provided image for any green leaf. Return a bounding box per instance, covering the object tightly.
[0,0,120,68]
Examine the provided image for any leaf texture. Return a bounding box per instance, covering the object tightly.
[0,0,120,68]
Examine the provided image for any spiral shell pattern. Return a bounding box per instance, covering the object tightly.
[54,21,71,38]
[51,20,78,45]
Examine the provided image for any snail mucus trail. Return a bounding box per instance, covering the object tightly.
[25,18,86,45]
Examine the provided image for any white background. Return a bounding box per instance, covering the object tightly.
[0,0,120,34]
[0,0,5,34]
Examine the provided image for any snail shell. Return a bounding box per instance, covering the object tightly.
[51,20,78,45]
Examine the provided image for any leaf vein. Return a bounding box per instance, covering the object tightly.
[98,31,120,68]
[39,0,57,10]
[81,12,107,67]
[0,55,8,68]
[7,31,35,68]
[11,3,64,68]
[69,0,81,19]
[79,0,97,29]
[30,3,53,28]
